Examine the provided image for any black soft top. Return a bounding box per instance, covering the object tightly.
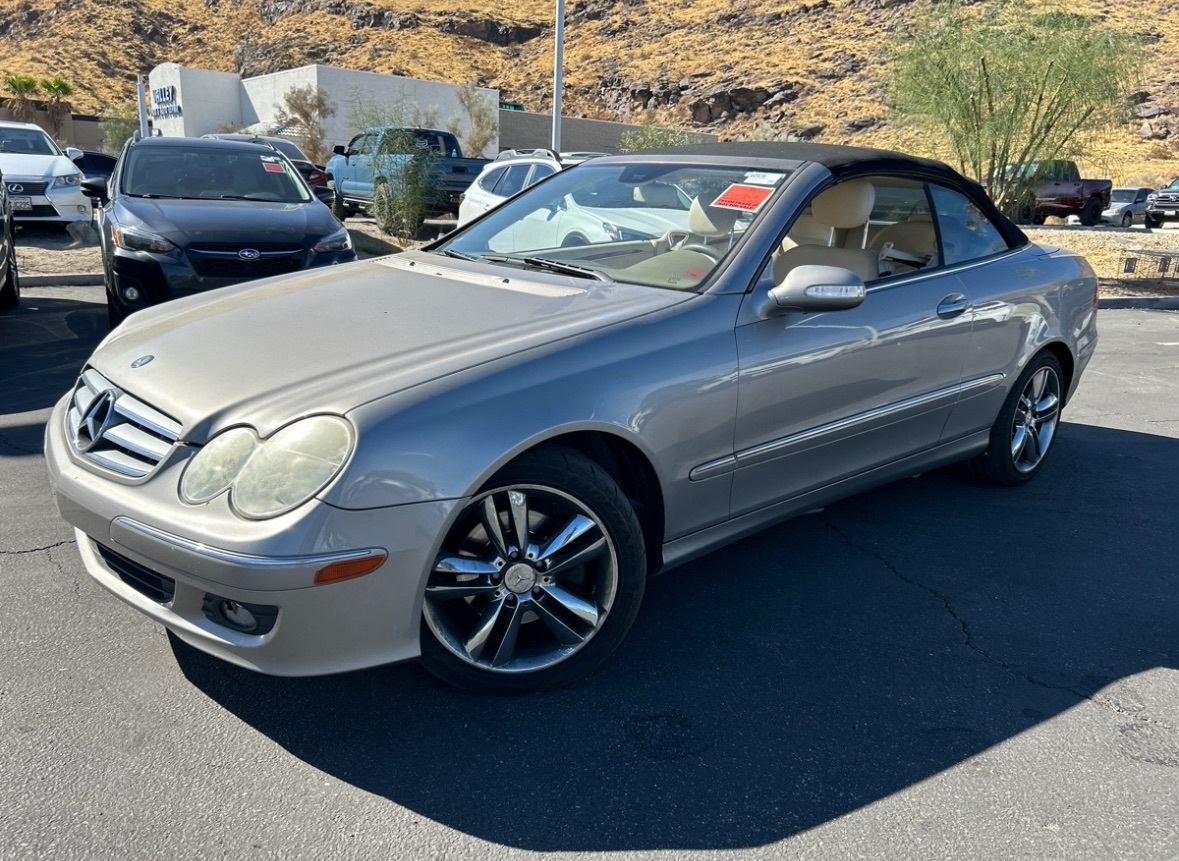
[629,141,1027,247]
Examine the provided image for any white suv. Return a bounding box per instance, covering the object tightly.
[0,121,91,225]
[457,149,606,226]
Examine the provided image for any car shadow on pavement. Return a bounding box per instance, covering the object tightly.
[0,296,106,417]
[171,421,1179,853]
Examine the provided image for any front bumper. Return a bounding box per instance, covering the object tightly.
[6,179,91,222]
[45,391,458,676]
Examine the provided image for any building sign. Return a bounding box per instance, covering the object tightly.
[150,85,182,119]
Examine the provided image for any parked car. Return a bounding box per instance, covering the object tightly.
[201,134,332,205]
[81,136,355,327]
[45,142,1098,694]
[1007,159,1112,226]
[1099,187,1152,227]
[327,127,490,222]
[1144,178,1179,227]
[457,149,608,226]
[73,151,118,184]
[0,120,91,225]
[0,171,20,310]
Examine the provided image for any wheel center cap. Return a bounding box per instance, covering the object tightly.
[504,563,537,594]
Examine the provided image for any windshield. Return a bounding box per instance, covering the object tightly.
[1111,189,1137,203]
[120,146,312,202]
[437,161,790,290]
[0,127,62,157]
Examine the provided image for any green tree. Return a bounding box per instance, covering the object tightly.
[39,77,75,139]
[98,103,140,153]
[273,84,336,165]
[619,124,693,152]
[888,1,1140,216]
[3,75,41,123]
[453,82,497,158]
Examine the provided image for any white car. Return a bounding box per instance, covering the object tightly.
[0,121,91,225]
[457,149,609,227]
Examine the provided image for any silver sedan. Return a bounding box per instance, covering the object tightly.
[45,143,1098,693]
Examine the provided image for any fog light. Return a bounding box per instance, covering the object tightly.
[220,600,256,631]
[77,205,89,214]
[122,286,140,302]
[201,593,279,635]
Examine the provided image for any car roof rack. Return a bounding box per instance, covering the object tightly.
[495,148,561,162]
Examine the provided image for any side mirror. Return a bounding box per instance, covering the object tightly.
[80,176,109,203]
[332,144,346,156]
[66,147,83,161]
[759,264,866,317]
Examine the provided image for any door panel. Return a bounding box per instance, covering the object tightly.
[731,273,972,516]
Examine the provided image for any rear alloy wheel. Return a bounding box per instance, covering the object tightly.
[969,353,1063,485]
[420,447,646,693]
[0,229,20,311]
[1121,212,1133,228]
[1079,196,1102,227]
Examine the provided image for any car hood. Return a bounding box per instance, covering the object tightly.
[113,198,336,246]
[92,250,693,440]
[0,152,75,180]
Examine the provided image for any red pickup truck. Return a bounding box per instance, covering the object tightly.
[1010,160,1113,226]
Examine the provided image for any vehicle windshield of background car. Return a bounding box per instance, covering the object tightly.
[437,162,786,291]
[1110,189,1139,203]
[120,146,312,203]
[0,126,62,156]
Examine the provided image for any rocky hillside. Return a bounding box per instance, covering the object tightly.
[1,0,1175,182]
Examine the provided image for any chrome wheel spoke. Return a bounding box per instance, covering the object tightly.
[464,596,508,661]
[539,582,600,627]
[480,496,510,559]
[1023,423,1042,464]
[1029,369,1049,402]
[530,596,591,646]
[427,557,499,600]
[1033,392,1060,422]
[537,514,597,563]
[508,490,530,552]
[489,601,526,667]
[1011,424,1029,461]
[546,536,608,578]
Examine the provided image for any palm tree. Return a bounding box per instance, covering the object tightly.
[40,77,75,138]
[3,75,41,123]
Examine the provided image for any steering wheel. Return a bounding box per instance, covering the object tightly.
[678,243,722,261]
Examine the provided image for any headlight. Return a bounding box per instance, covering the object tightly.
[112,226,177,254]
[313,227,352,253]
[1147,194,1158,202]
[601,220,654,242]
[50,172,82,189]
[180,416,354,519]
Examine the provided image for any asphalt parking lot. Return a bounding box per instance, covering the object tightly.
[1,285,1177,861]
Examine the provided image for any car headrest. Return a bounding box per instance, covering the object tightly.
[688,197,740,236]
[812,179,876,229]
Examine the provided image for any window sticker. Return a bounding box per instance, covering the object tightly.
[261,158,285,174]
[712,183,775,212]
[743,171,786,186]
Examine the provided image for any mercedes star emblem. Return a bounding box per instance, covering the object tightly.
[74,390,118,453]
[131,355,155,368]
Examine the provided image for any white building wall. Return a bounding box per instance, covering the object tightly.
[148,64,243,138]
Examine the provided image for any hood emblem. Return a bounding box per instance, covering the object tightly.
[74,390,117,453]
[238,248,261,260]
[7,183,23,194]
[131,355,154,368]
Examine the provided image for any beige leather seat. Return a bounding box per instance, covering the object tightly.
[670,197,741,254]
[870,213,938,273]
[633,183,682,208]
[773,179,879,283]
[779,211,832,252]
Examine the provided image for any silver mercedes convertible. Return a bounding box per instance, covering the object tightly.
[45,142,1098,692]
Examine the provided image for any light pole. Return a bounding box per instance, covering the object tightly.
[551,0,564,153]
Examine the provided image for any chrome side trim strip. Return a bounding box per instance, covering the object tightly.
[688,373,1006,480]
[112,517,385,569]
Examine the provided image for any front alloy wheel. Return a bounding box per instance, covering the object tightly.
[969,353,1063,485]
[420,447,645,693]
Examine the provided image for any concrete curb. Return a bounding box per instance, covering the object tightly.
[1098,297,1179,311]
[22,273,104,287]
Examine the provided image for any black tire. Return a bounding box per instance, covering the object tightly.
[1079,197,1102,227]
[104,269,126,329]
[331,191,351,221]
[1121,212,1133,228]
[1032,211,1046,225]
[968,352,1064,486]
[561,232,590,247]
[420,446,647,693]
[0,228,20,311]
[1146,215,1162,229]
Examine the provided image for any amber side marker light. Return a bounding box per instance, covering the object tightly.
[314,553,387,585]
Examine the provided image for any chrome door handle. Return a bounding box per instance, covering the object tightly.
[937,294,969,318]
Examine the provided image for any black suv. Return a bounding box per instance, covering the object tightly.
[82,137,354,327]
[1145,179,1179,228]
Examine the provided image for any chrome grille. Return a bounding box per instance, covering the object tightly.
[7,180,48,195]
[1154,193,1179,204]
[65,368,182,478]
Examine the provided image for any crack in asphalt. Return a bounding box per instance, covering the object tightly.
[818,515,1178,733]
[0,540,75,555]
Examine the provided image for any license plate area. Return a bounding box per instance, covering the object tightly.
[11,197,31,211]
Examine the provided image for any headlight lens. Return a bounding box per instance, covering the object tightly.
[112,226,177,254]
[313,227,352,253]
[180,416,354,519]
[601,220,654,242]
[180,427,258,504]
[1147,193,1158,202]
[50,171,82,189]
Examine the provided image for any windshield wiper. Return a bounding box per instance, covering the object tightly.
[128,193,184,199]
[436,249,477,261]
[478,254,613,282]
